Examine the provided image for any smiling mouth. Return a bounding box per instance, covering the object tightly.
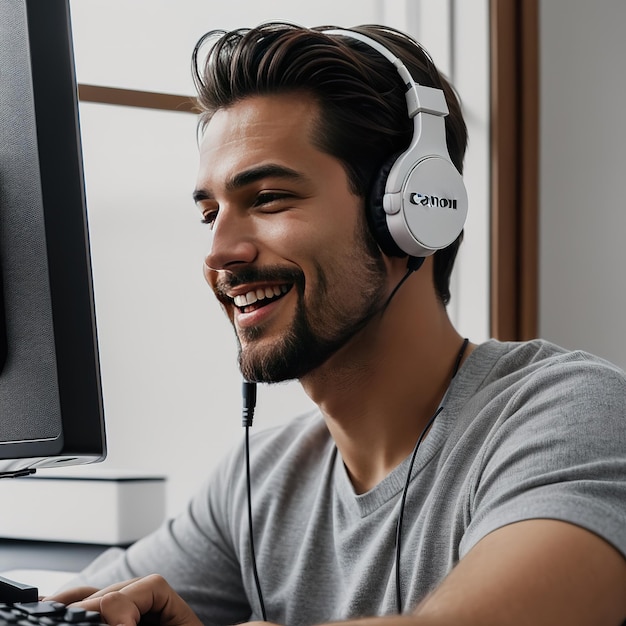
[233,284,292,313]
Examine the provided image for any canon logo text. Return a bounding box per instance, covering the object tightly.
[409,193,457,210]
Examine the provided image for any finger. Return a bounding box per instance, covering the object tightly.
[74,575,201,626]
[46,579,143,615]
[98,591,142,626]
[110,575,201,626]
[76,579,143,601]
[64,579,144,616]
[44,586,99,604]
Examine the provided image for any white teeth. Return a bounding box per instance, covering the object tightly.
[233,285,289,308]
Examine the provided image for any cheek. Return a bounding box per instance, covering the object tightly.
[280,212,349,260]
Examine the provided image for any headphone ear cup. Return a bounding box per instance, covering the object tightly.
[367,155,406,258]
[369,152,468,259]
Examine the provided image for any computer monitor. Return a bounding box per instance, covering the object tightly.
[0,0,106,478]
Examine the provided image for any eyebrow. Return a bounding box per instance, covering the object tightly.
[192,163,309,204]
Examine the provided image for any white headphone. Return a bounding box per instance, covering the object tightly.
[324,29,468,258]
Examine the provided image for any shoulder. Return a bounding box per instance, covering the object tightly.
[457,340,626,559]
[511,340,624,416]
[467,338,626,412]
[210,409,332,498]
[448,338,626,450]
[461,338,626,458]
[476,337,624,379]
[184,409,330,539]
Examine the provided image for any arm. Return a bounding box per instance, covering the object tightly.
[412,518,626,625]
[48,457,250,624]
[62,518,626,626]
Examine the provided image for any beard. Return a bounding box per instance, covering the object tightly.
[214,219,389,383]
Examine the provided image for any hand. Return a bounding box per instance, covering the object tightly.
[48,575,202,626]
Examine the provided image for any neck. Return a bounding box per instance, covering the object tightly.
[300,265,473,493]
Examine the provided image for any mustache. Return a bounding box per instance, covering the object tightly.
[213,266,304,300]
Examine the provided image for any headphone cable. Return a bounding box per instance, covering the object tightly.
[394,337,468,613]
[241,380,267,621]
[383,257,424,310]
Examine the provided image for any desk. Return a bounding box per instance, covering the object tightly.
[0,539,109,572]
[1,539,112,598]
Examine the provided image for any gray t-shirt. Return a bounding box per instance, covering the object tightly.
[72,339,626,626]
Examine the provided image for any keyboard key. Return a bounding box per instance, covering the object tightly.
[61,609,85,624]
[0,609,18,623]
[0,603,103,626]
[13,604,65,617]
[0,601,107,626]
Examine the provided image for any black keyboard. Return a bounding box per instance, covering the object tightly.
[0,602,105,626]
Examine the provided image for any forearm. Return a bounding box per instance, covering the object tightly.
[299,521,626,626]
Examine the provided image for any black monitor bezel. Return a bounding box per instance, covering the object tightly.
[0,0,106,470]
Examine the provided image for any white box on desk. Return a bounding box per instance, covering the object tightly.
[0,470,166,545]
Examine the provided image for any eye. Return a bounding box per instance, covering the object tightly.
[253,191,293,207]
[200,208,218,228]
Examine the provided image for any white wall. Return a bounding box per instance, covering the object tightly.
[539,0,626,370]
[448,1,490,340]
[52,0,489,519]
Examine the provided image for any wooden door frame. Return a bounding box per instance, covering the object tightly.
[489,0,539,340]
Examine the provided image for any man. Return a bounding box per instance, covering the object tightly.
[54,23,626,625]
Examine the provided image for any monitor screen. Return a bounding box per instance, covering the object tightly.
[0,0,106,477]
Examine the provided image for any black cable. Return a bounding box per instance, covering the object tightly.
[245,424,267,621]
[383,257,424,311]
[242,381,267,621]
[394,405,443,613]
[394,337,469,613]
[452,338,469,381]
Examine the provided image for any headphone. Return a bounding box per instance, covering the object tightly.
[324,29,468,259]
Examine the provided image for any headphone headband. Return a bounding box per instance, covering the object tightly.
[324,28,468,258]
[323,29,449,119]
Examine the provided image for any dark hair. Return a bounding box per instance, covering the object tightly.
[192,23,468,305]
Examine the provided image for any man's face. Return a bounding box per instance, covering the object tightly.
[194,93,389,382]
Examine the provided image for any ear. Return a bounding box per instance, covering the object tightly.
[366,154,407,258]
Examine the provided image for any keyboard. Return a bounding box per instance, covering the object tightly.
[0,602,105,626]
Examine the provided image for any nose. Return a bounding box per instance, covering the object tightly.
[203,208,258,273]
